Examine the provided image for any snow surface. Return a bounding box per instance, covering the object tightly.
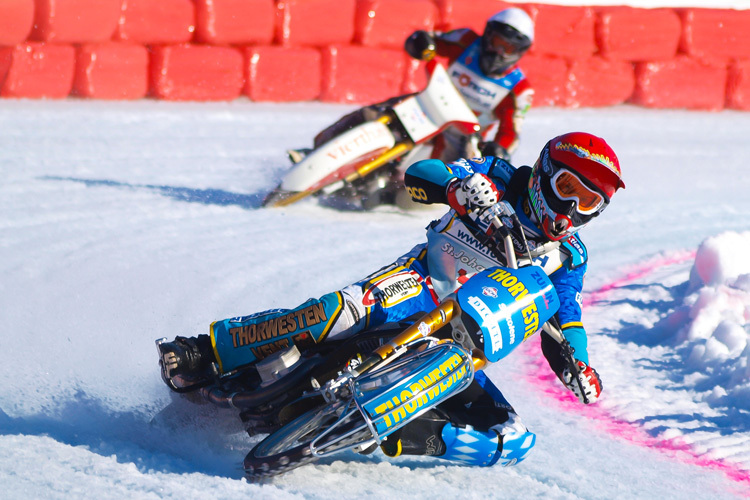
[1,99,750,499]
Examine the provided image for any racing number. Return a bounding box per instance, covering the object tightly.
[407,186,428,201]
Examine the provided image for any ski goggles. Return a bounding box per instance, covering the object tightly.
[550,168,605,215]
[484,25,531,55]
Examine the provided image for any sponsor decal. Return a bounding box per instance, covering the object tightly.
[468,295,503,354]
[486,268,541,340]
[451,70,498,99]
[498,303,516,344]
[566,234,585,255]
[418,321,432,336]
[326,124,391,161]
[371,352,467,429]
[482,286,498,298]
[441,242,489,272]
[406,186,428,201]
[362,270,423,308]
[228,302,328,348]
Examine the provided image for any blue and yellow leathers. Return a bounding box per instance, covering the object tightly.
[404,155,590,364]
[208,155,591,467]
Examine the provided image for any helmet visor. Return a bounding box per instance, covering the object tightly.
[550,168,605,215]
[484,31,527,56]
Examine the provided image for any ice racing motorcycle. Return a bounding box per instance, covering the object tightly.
[156,205,586,478]
[262,61,481,210]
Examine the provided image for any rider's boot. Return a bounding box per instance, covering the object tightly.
[158,334,216,391]
[381,409,449,457]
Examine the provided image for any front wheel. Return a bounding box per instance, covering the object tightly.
[244,398,372,478]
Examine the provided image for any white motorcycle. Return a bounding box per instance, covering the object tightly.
[263,62,481,210]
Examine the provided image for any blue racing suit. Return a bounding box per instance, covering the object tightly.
[209,156,590,468]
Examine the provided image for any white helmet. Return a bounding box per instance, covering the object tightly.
[480,8,534,76]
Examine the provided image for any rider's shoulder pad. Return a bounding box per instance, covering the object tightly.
[560,234,588,269]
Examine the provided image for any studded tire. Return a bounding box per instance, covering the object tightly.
[243,399,370,479]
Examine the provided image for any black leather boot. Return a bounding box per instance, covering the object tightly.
[381,410,449,457]
[158,334,215,391]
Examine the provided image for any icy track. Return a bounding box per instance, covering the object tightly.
[1,100,749,499]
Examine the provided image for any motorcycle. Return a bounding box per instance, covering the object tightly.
[155,204,586,478]
[262,61,481,210]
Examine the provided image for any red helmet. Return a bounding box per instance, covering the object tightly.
[528,132,625,241]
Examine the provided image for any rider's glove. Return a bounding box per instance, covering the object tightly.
[561,360,602,404]
[446,173,501,216]
[405,30,436,61]
[479,141,510,161]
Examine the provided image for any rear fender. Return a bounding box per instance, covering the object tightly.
[279,120,396,193]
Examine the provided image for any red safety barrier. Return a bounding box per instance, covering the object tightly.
[567,57,635,107]
[73,43,148,100]
[0,0,34,46]
[245,46,321,102]
[631,56,727,110]
[434,0,513,33]
[150,44,244,101]
[1,43,75,98]
[275,0,355,47]
[526,4,597,59]
[680,8,750,62]
[195,0,274,45]
[31,0,122,43]
[519,54,569,107]
[596,7,681,61]
[727,59,750,111]
[355,0,438,49]
[115,0,195,44]
[320,45,404,103]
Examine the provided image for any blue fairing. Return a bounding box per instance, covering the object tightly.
[456,266,560,363]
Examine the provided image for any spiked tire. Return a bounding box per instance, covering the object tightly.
[244,398,372,479]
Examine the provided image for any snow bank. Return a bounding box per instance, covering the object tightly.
[677,232,750,409]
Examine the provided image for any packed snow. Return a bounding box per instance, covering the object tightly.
[1,99,749,499]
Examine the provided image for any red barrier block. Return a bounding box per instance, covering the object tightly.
[434,0,513,32]
[680,8,750,61]
[727,59,750,111]
[150,44,244,101]
[355,0,438,49]
[0,0,34,46]
[32,0,122,43]
[320,45,404,103]
[567,57,634,107]
[596,7,680,61]
[525,5,596,59]
[276,0,356,47]
[518,54,569,107]
[115,0,195,44]
[631,56,726,110]
[195,0,274,45]
[73,43,148,100]
[245,46,321,102]
[1,43,75,98]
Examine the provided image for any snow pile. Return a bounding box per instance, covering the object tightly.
[677,232,750,409]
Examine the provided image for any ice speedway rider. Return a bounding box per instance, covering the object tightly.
[158,131,625,468]
[290,7,535,165]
